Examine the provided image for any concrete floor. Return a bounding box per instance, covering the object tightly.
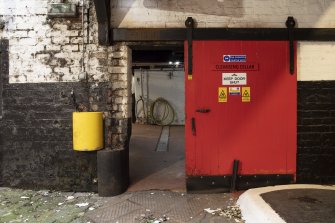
[86,190,240,223]
[128,124,186,192]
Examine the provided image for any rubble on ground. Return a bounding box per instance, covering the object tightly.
[137,213,170,223]
[0,187,103,223]
[204,205,244,222]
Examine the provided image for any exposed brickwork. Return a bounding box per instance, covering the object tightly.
[104,44,132,150]
[0,41,132,190]
[0,39,9,186]
[1,0,335,83]
[0,1,132,190]
[0,39,6,118]
[0,48,101,190]
[1,0,335,190]
[0,0,112,83]
[297,81,335,184]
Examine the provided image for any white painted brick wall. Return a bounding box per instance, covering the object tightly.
[0,0,115,83]
[298,42,335,81]
[0,0,334,83]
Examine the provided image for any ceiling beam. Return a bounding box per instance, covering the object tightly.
[112,28,335,42]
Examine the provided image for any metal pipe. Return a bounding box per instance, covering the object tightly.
[139,69,146,121]
[230,160,239,192]
[146,69,149,124]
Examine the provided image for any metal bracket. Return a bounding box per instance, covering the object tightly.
[286,16,296,75]
[47,3,77,18]
[196,109,211,113]
[185,17,194,78]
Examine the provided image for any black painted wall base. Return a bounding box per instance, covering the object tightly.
[297,81,335,184]
[0,80,101,191]
[0,38,108,191]
[186,174,294,193]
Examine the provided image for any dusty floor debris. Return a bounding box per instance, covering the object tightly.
[136,213,170,223]
[86,190,240,223]
[1,188,242,223]
[0,187,105,223]
[204,205,244,222]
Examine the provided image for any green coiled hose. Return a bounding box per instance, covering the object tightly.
[150,97,175,126]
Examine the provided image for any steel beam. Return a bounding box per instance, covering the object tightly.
[112,28,335,42]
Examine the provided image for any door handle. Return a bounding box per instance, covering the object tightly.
[196,109,211,113]
[191,117,196,136]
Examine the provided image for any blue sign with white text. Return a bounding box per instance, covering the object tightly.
[223,55,246,62]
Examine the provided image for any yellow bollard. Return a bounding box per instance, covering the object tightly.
[72,112,103,151]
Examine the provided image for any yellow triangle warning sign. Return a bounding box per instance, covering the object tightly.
[220,90,226,98]
[242,87,251,102]
[218,87,227,103]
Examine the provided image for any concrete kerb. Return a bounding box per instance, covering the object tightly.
[237,184,335,223]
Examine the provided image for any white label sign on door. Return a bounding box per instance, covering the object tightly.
[222,73,247,86]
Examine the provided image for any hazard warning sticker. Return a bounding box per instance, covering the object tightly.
[242,87,251,102]
[218,87,227,103]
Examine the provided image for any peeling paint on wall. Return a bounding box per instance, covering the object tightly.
[0,0,113,83]
[0,1,133,190]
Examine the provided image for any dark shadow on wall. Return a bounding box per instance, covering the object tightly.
[144,0,244,16]
[0,134,3,186]
[112,0,244,27]
[0,39,8,187]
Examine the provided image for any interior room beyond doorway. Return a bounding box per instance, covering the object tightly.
[128,46,186,192]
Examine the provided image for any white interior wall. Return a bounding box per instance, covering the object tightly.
[134,68,185,125]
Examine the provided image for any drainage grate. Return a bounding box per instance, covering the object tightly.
[156,126,170,152]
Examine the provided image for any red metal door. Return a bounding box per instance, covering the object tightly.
[185,41,296,178]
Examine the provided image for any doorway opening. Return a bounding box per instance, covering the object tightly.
[128,44,186,192]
